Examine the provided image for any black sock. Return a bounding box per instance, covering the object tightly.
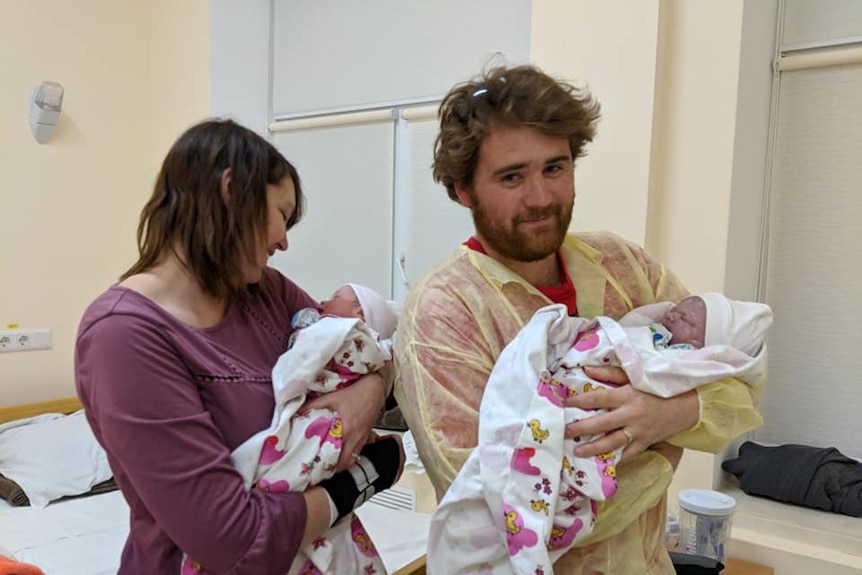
[319,435,401,523]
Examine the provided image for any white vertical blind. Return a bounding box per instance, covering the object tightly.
[783,0,862,48]
[757,63,862,459]
[271,0,532,115]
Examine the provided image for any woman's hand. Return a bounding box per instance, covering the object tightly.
[563,366,698,461]
[301,373,387,472]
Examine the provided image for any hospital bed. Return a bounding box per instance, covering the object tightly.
[0,398,428,574]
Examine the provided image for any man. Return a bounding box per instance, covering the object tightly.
[394,65,762,573]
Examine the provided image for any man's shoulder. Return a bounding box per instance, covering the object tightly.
[401,248,483,321]
[569,229,626,243]
[563,230,652,267]
[566,230,641,252]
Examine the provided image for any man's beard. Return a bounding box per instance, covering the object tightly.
[471,198,573,263]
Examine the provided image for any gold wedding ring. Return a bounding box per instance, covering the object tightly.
[621,428,634,447]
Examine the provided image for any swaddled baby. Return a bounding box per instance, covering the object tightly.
[290,283,401,354]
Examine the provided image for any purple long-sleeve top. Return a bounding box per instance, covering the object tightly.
[75,268,318,574]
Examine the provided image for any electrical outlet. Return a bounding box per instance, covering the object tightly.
[0,329,52,353]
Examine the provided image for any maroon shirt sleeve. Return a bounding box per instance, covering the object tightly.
[75,269,319,574]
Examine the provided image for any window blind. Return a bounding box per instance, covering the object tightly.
[783,0,862,48]
[757,61,862,459]
[271,0,531,115]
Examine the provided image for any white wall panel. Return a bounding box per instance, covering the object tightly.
[400,120,474,292]
[269,124,394,301]
[272,0,531,115]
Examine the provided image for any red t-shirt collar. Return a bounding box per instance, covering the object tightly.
[463,237,577,315]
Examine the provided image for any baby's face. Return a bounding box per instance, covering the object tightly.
[320,286,363,319]
[661,296,706,348]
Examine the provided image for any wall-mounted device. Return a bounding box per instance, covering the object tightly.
[29,81,64,144]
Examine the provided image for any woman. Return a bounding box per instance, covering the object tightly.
[75,119,401,574]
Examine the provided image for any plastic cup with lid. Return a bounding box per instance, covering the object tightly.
[677,488,736,563]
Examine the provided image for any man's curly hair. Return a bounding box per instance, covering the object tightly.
[433,64,601,202]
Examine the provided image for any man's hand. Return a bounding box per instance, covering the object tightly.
[563,366,698,461]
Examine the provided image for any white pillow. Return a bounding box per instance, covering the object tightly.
[0,410,113,508]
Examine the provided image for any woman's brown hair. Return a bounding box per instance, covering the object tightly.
[121,118,304,299]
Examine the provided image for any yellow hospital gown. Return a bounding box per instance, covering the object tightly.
[394,231,763,574]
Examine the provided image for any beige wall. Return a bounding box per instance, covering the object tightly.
[0,0,210,405]
[647,0,745,294]
[148,1,212,163]
[531,0,660,246]
[531,0,748,291]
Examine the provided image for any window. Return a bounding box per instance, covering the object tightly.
[755,0,862,460]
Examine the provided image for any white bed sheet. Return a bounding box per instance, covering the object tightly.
[0,491,429,574]
[0,490,128,575]
[356,502,431,573]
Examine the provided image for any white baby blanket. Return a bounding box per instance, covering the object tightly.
[427,303,767,574]
[197,317,392,575]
